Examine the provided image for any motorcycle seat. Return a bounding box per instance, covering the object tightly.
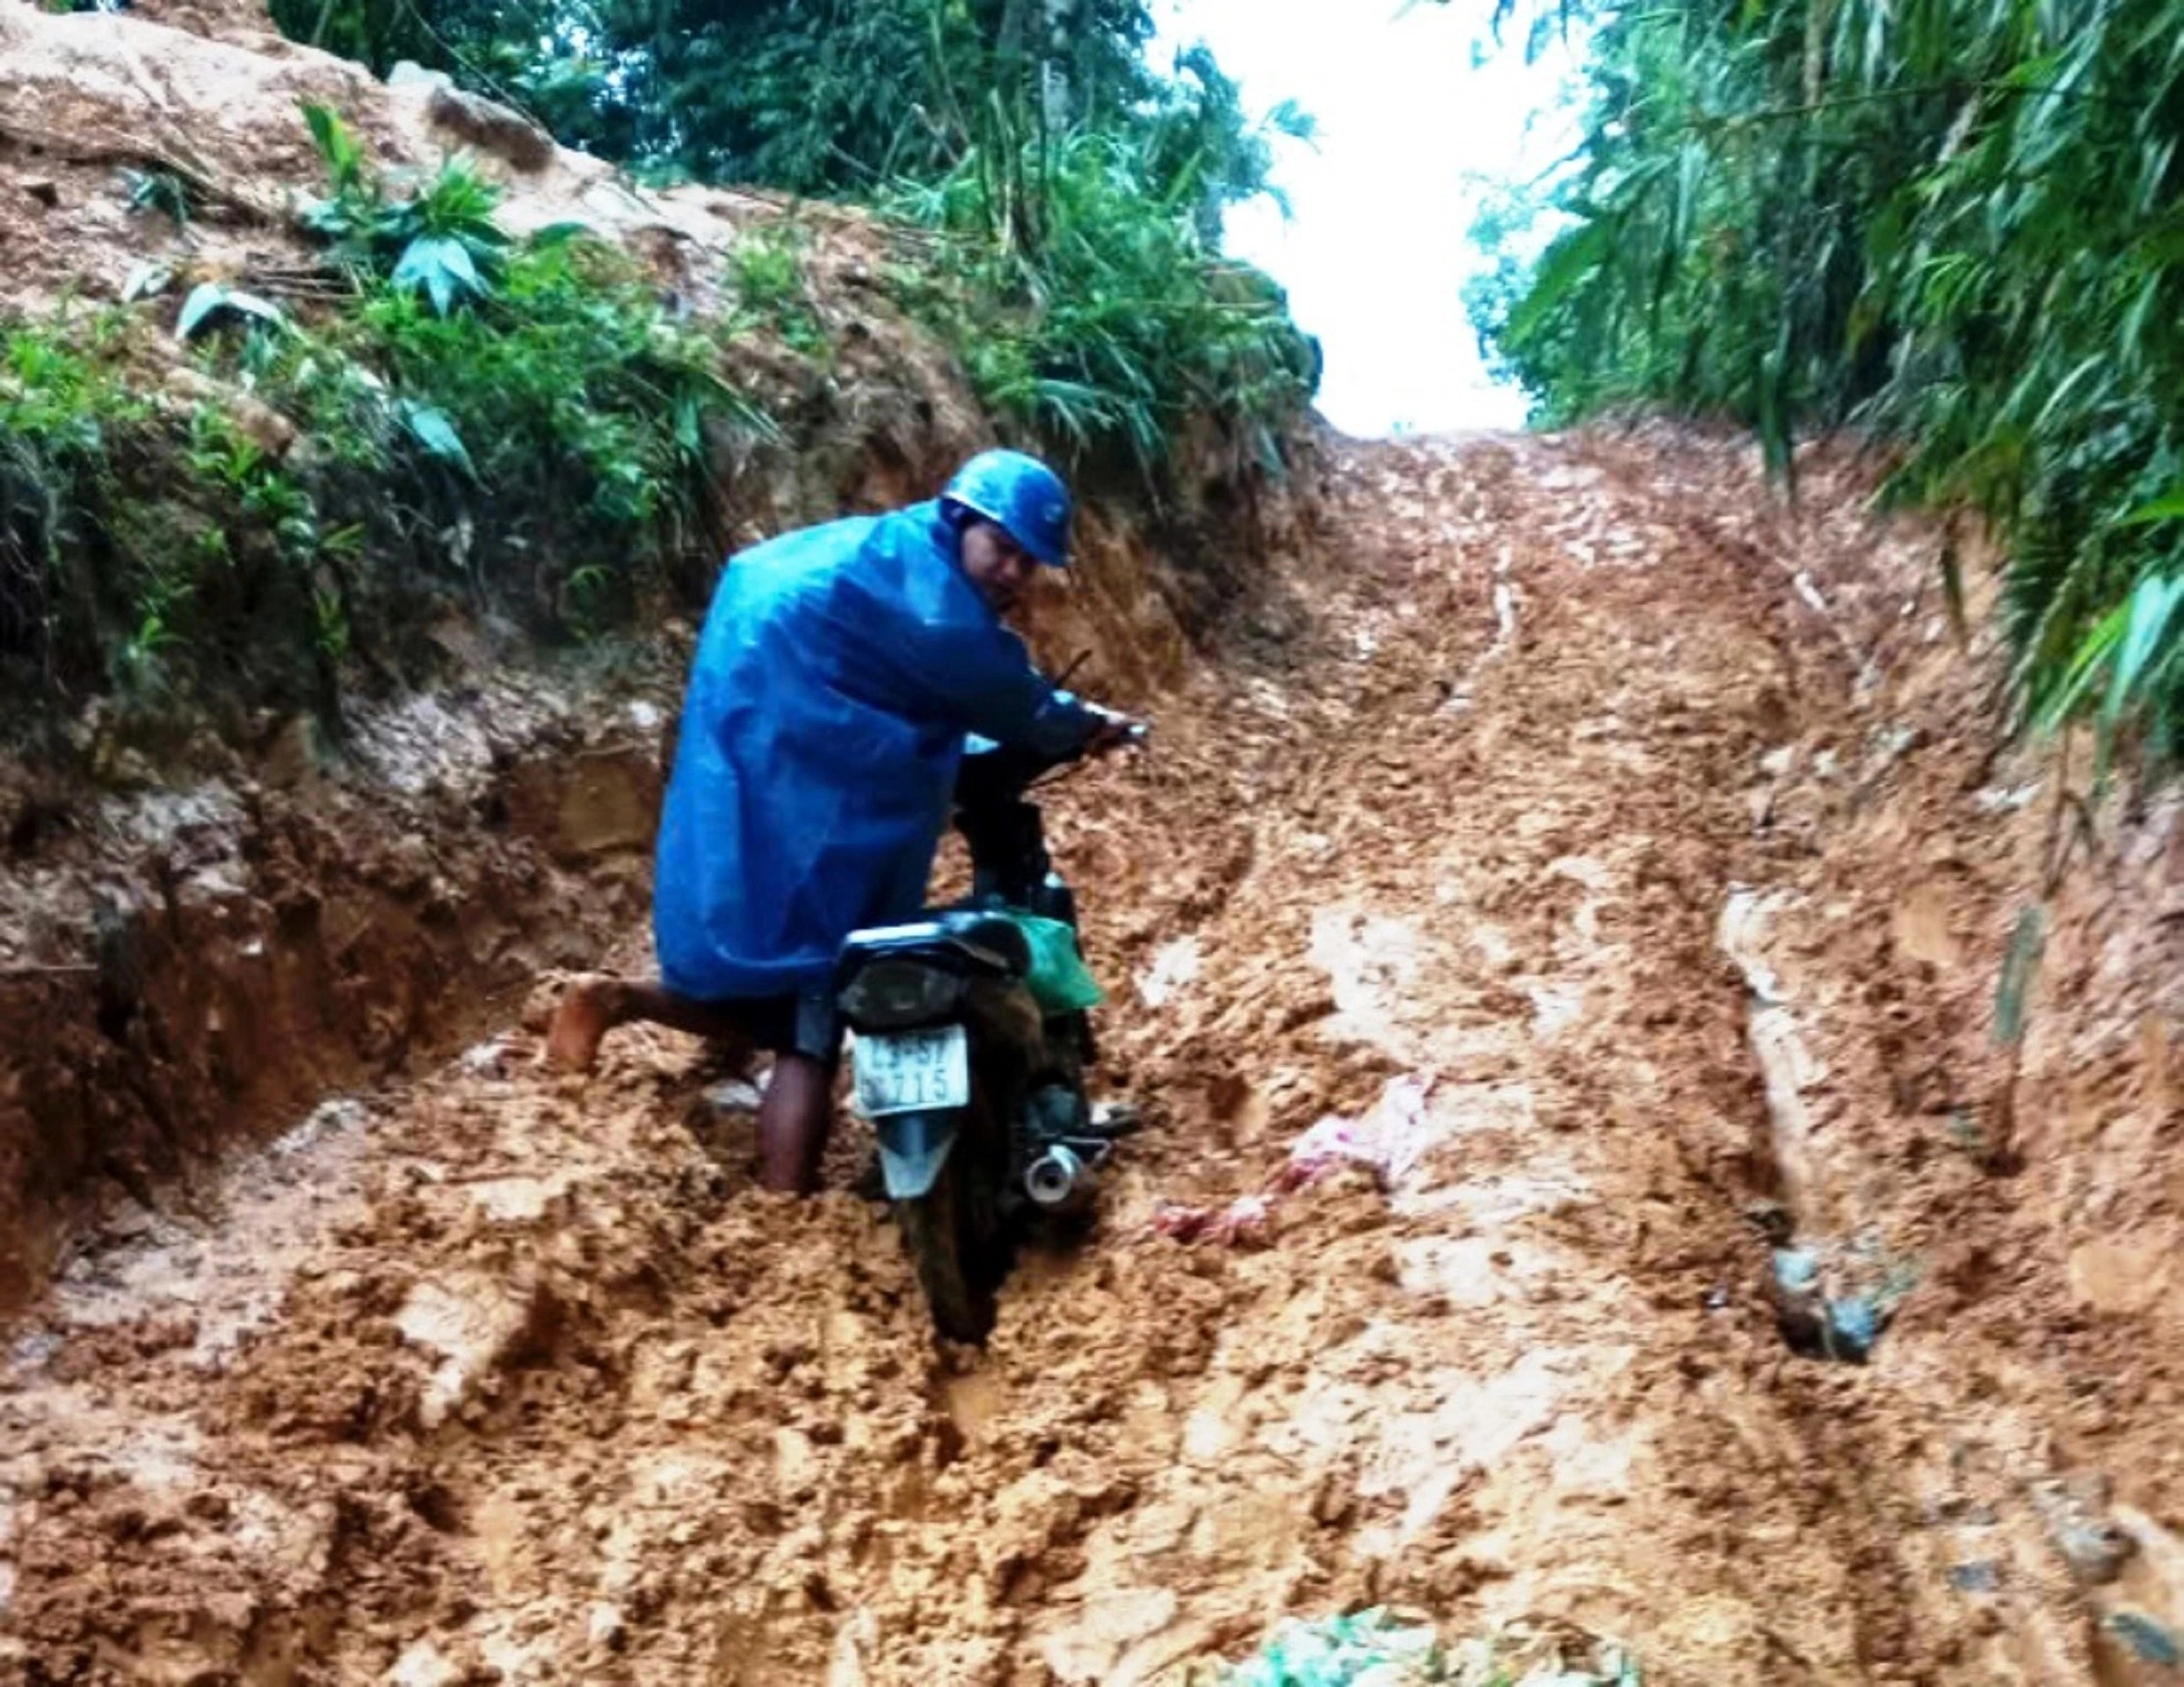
[838,909,1033,977]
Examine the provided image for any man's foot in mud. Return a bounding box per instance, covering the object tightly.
[545,977,619,1073]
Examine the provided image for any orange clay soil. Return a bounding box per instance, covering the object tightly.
[6,428,2184,1684]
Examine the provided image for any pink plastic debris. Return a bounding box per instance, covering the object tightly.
[1210,1194,1272,1247]
[1150,1194,1272,1249]
[1151,1200,1217,1242]
[1150,1073,1437,1251]
[1278,1072,1439,1191]
[1277,1114,1365,1191]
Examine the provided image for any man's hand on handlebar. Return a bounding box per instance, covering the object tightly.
[1083,706,1148,757]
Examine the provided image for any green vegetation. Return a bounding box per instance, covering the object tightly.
[726,228,830,361]
[3,310,156,696]
[0,112,762,731]
[1473,0,2184,772]
[299,101,509,315]
[268,0,1224,199]
[264,0,1318,481]
[887,117,1316,483]
[122,168,198,232]
[9,4,1318,741]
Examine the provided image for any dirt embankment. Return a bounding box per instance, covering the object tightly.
[0,669,669,1314]
[0,0,1324,1316]
[4,424,2181,1683]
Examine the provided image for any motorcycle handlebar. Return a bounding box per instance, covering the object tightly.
[953,716,1148,810]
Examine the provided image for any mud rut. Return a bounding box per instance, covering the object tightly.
[0,433,2100,1683]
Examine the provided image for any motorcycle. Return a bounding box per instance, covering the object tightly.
[832,729,1136,1343]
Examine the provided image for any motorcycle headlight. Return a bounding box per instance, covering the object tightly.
[838,959,968,1028]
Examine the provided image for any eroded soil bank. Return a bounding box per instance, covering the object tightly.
[4,427,2183,1684]
[0,663,680,1315]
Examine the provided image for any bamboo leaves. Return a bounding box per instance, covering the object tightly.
[1476,0,2184,770]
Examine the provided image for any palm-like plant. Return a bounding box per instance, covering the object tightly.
[301,105,509,315]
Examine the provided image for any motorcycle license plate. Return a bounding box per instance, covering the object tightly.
[853,1025,969,1116]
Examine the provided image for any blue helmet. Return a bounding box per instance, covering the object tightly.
[941,448,1072,567]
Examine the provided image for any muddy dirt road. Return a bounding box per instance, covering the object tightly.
[5,431,2181,1683]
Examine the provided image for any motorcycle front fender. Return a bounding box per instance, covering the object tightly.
[874,1109,961,1199]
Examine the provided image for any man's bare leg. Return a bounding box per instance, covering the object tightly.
[758,1053,834,1194]
[546,976,756,1073]
[549,977,831,1192]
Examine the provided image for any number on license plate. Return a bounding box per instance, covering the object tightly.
[853,1024,970,1116]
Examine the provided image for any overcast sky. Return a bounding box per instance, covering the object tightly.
[1149,0,1581,438]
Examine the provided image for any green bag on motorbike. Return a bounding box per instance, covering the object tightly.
[994,909,1104,1014]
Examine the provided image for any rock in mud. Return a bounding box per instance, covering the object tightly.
[2105,1611,2183,1669]
[384,54,555,169]
[2030,1474,2137,1585]
[384,1638,464,1686]
[588,1600,628,1649]
[394,1271,555,1428]
[426,83,555,171]
[1767,1243,1892,1362]
[1824,1292,1883,1361]
[386,59,451,89]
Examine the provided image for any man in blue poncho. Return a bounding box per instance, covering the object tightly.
[546,449,1136,1192]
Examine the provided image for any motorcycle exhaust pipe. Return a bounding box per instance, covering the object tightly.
[1025,1142,1090,1210]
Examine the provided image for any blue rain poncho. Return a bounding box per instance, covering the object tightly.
[653,500,1099,1001]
